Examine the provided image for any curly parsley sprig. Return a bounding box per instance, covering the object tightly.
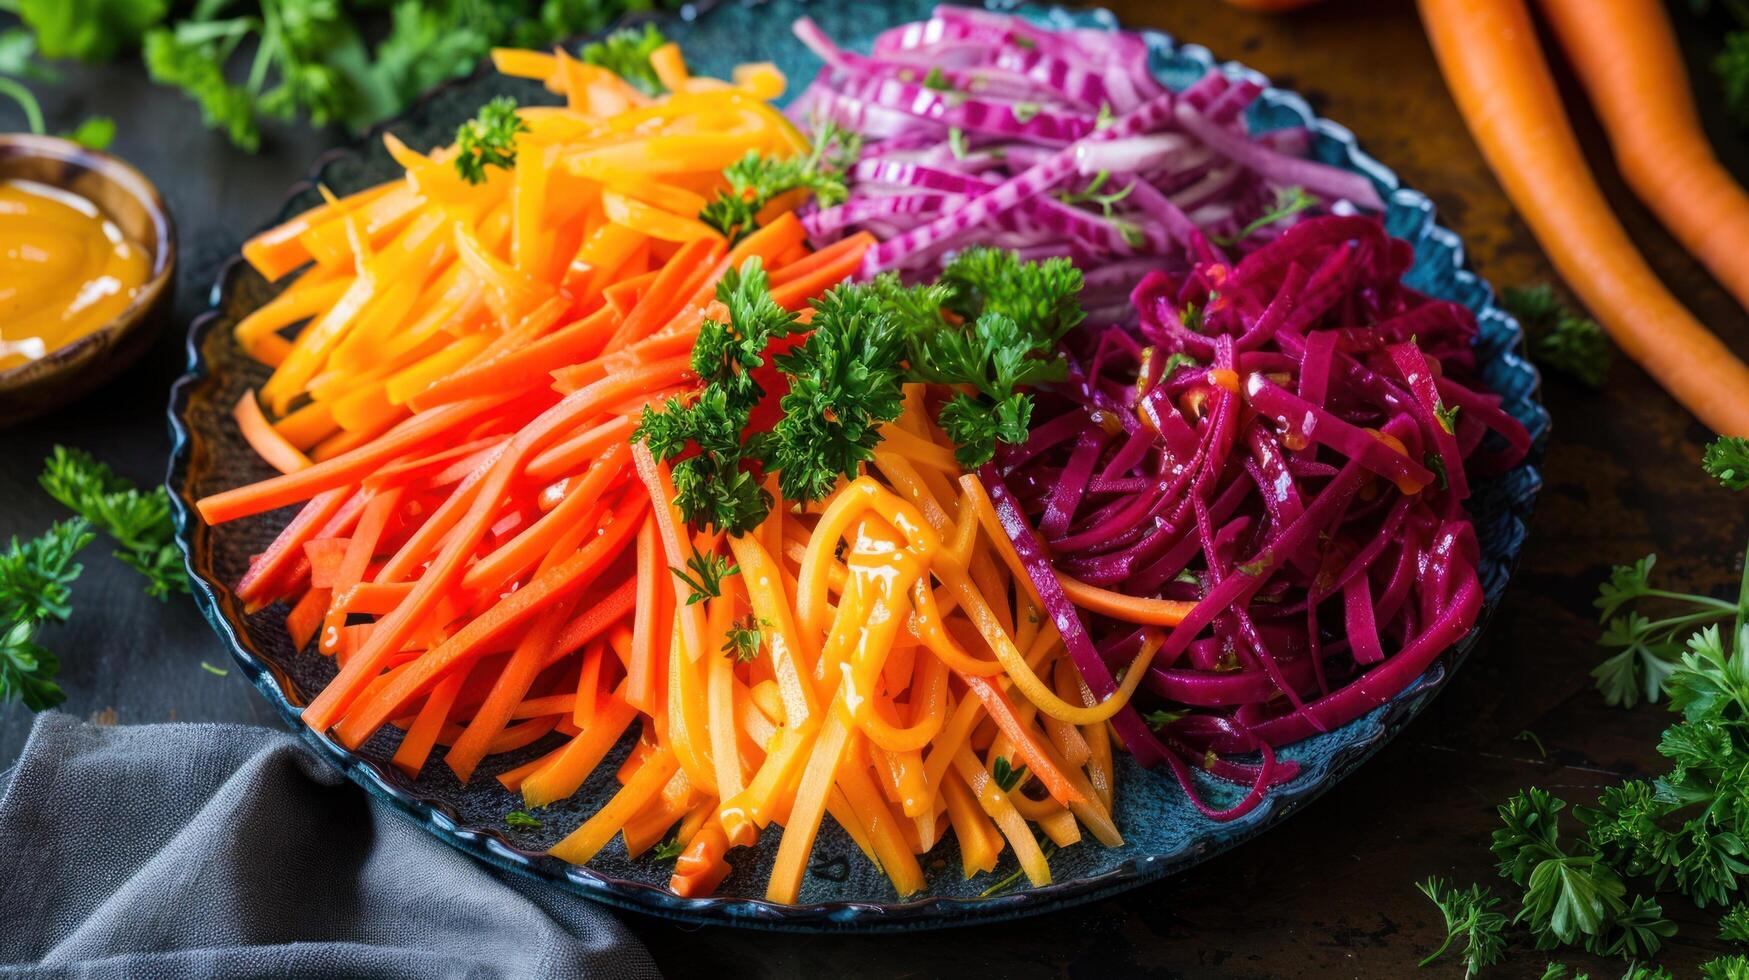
[0,519,94,712]
[1502,284,1613,389]
[453,95,528,185]
[40,446,187,600]
[699,121,859,243]
[1706,437,1749,492]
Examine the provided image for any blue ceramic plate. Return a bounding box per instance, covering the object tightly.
[167,0,1550,931]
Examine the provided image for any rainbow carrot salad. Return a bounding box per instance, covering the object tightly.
[196,9,1529,902]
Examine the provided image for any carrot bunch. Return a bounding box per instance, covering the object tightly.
[1419,0,1749,436]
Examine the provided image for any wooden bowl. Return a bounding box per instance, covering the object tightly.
[0,134,176,426]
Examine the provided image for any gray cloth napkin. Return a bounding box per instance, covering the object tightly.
[0,712,660,980]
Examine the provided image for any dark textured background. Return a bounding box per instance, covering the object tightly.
[2,1,1746,975]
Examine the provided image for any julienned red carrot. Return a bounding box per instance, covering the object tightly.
[305,356,690,732]
[1536,0,1749,318]
[331,495,647,746]
[198,394,515,524]
[406,305,621,411]
[233,389,312,475]
[235,487,351,603]
[625,513,664,715]
[767,234,876,310]
[1419,0,1749,436]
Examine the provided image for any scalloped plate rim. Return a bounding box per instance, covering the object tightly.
[166,0,1549,931]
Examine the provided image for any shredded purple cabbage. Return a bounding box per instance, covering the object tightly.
[984,213,1530,820]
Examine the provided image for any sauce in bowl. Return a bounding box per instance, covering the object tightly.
[0,178,150,370]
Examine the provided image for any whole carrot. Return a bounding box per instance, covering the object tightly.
[1419,0,1749,436]
[1537,0,1749,318]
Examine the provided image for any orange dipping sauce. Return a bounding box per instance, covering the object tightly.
[0,179,150,371]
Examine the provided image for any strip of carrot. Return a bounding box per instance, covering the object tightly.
[198,394,513,524]
[332,494,646,745]
[271,405,336,456]
[725,533,819,728]
[767,237,873,311]
[764,710,852,903]
[285,587,331,651]
[549,747,679,865]
[551,577,639,658]
[508,694,578,720]
[705,586,745,805]
[303,538,349,589]
[409,305,620,411]
[574,640,605,728]
[669,823,731,897]
[940,769,1002,877]
[764,230,866,285]
[837,753,925,897]
[604,236,724,352]
[626,513,664,715]
[622,770,698,857]
[460,443,629,594]
[364,436,506,491]
[718,724,811,847]
[952,747,1051,887]
[524,416,635,482]
[233,488,351,604]
[446,600,574,784]
[631,444,709,668]
[665,623,718,793]
[313,354,681,732]
[392,672,465,777]
[495,739,569,792]
[649,42,690,90]
[682,212,806,309]
[242,182,395,280]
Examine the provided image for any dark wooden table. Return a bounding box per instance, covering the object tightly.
[3,1,1746,976]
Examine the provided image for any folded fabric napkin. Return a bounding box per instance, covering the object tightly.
[0,712,660,980]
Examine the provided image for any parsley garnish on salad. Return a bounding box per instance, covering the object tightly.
[453,96,527,185]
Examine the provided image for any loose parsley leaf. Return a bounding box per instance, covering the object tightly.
[17,0,167,63]
[947,125,969,160]
[671,550,738,606]
[1435,401,1461,435]
[142,24,262,152]
[39,447,187,599]
[921,66,952,91]
[1704,954,1749,980]
[652,832,686,862]
[1723,903,1749,943]
[0,620,64,712]
[1143,708,1189,730]
[1211,186,1316,247]
[722,615,761,663]
[1705,437,1749,491]
[505,810,542,829]
[579,24,668,96]
[1502,283,1613,388]
[0,519,93,626]
[990,755,1026,793]
[453,95,527,184]
[66,115,116,150]
[1417,876,1508,976]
